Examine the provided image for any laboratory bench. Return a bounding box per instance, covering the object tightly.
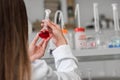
[42,48,120,62]
[29,30,120,78]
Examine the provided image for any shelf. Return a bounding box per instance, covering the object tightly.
[73,48,120,62]
[42,48,120,63]
[43,48,120,58]
[73,48,120,57]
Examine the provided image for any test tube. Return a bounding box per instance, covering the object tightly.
[39,9,51,39]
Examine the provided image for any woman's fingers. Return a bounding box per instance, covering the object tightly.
[42,20,56,30]
[38,36,51,48]
[49,20,61,29]
[38,39,44,47]
[41,40,48,49]
[31,33,39,45]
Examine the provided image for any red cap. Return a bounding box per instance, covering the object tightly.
[74,27,85,32]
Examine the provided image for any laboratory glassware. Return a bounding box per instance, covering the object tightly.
[39,9,51,39]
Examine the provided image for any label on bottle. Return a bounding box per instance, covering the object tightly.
[75,32,87,49]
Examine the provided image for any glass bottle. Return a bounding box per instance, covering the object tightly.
[93,3,105,49]
[108,3,120,48]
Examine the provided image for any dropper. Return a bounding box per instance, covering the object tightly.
[75,4,81,27]
[93,3,100,32]
[112,3,120,32]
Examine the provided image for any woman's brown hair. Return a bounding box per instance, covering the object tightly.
[0,0,30,80]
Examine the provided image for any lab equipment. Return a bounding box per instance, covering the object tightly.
[93,3,105,49]
[108,3,120,48]
[39,9,51,39]
[74,4,87,50]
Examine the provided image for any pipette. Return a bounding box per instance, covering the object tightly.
[39,9,51,39]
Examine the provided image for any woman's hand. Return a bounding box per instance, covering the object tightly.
[41,20,67,47]
[29,33,51,62]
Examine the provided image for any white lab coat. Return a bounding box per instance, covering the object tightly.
[31,45,81,80]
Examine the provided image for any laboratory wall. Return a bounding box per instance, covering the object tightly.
[24,0,120,26]
[75,0,120,27]
[24,0,44,23]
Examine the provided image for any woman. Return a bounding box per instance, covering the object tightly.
[0,0,81,80]
[0,0,31,80]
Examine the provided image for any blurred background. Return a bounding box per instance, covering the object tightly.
[25,0,120,31]
[24,0,120,80]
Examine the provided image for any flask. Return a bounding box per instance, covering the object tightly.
[39,9,51,39]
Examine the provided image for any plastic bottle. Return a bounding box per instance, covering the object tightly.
[62,29,69,43]
[74,27,86,49]
[74,4,87,50]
